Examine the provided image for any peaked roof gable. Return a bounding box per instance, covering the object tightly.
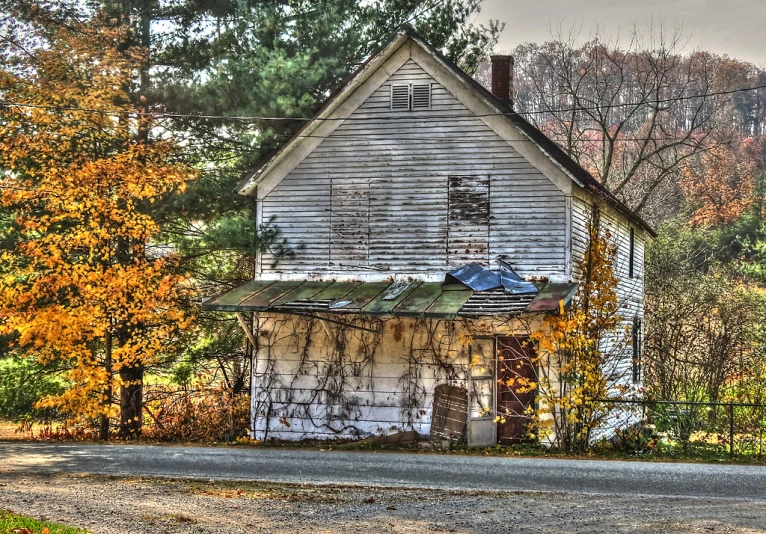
[238,26,655,237]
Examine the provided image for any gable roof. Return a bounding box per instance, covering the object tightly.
[238,26,656,237]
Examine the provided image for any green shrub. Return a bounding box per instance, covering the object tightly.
[0,357,65,421]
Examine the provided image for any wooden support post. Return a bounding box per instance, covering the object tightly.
[235,312,258,348]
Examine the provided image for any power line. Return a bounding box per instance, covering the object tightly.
[1,83,764,123]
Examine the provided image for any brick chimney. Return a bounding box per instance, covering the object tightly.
[490,55,514,108]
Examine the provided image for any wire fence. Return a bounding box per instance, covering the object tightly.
[596,399,766,457]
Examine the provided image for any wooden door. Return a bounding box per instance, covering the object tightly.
[496,336,536,445]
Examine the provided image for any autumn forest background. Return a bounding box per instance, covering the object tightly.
[0,0,765,447]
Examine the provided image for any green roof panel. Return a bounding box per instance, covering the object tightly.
[329,282,391,311]
[310,281,364,301]
[238,281,305,311]
[270,281,332,307]
[360,282,422,316]
[392,283,444,317]
[203,280,275,311]
[425,289,474,319]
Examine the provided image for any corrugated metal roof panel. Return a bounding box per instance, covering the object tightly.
[458,288,536,317]
[444,263,501,291]
[202,280,575,318]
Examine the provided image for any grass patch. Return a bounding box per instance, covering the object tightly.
[0,510,87,534]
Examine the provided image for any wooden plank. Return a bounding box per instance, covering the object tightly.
[328,282,391,311]
[203,281,274,311]
[310,281,363,301]
[238,281,304,311]
[270,281,330,306]
[360,282,422,316]
[392,283,444,317]
[235,312,257,347]
[424,289,475,319]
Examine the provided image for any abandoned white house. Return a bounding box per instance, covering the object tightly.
[203,28,655,446]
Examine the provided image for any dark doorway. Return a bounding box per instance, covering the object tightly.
[496,336,536,444]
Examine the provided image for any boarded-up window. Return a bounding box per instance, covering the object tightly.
[330,177,370,268]
[448,175,490,265]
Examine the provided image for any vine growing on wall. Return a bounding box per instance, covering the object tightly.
[252,314,468,439]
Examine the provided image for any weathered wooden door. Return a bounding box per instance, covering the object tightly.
[496,336,536,445]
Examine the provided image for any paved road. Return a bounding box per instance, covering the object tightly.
[1,442,765,500]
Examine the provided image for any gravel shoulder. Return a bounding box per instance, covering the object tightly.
[1,472,766,534]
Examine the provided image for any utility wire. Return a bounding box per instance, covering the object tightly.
[1,83,764,123]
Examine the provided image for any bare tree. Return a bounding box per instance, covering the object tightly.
[512,24,732,216]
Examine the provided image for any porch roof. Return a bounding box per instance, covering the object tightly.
[202,279,578,319]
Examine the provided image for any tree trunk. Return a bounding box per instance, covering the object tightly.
[119,362,144,438]
[99,331,113,441]
[116,0,151,441]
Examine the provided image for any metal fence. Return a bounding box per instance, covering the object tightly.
[595,399,766,457]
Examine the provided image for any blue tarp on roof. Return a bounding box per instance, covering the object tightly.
[445,262,538,295]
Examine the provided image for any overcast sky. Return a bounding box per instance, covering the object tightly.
[476,0,766,66]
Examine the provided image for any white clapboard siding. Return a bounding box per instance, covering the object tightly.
[261,58,567,277]
[571,194,646,388]
[252,316,471,441]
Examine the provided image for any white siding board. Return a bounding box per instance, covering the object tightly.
[261,58,567,278]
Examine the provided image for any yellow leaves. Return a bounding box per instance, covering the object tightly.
[0,14,198,428]
[525,209,629,450]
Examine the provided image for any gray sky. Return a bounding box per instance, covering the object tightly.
[476,0,766,66]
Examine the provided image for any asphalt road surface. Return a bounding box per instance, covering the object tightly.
[1,442,765,500]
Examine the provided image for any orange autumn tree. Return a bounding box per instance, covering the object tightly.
[0,8,196,438]
[680,144,757,227]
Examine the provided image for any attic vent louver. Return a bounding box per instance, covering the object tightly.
[412,84,431,109]
[391,84,410,110]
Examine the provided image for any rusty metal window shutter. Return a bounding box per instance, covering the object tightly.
[412,83,431,109]
[390,84,410,110]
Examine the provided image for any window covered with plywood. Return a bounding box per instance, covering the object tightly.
[330,177,370,268]
[448,175,490,265]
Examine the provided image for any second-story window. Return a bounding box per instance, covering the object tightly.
[448,175,490,265]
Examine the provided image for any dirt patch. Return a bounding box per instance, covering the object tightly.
[1,472,766,533]
[0,421,23,440]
